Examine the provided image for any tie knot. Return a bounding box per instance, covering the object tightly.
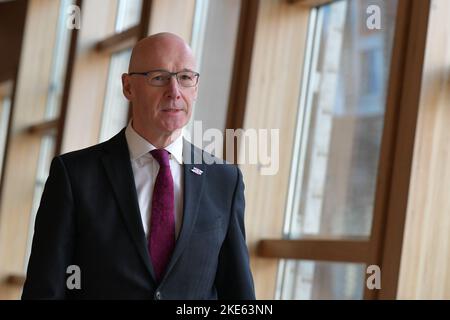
[150,149,170,167]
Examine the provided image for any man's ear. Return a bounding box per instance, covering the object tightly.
[193,84,198,101]
[122,73,133,101]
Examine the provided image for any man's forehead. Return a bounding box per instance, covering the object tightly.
[129,37,196,71]
[134,53,196,71]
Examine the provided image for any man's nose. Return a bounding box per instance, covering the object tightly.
[165,76,181,99]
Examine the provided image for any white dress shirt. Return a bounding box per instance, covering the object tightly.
[125,122,184,239]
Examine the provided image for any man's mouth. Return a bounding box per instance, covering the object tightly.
[161,108,183,113]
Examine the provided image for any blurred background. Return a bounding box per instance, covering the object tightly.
[0,0,449,299]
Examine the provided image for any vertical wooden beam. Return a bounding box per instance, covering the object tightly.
[55,0,83,156]
[369,0,431,300]
[363,0,413,300]
[138,0,152,39]
[128,0,153,122]
[224,0,259,163]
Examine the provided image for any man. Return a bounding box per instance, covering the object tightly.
[22,33,255,300]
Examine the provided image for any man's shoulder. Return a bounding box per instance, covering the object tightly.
[57,129,126,166]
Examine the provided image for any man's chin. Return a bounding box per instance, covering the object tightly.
[159,121,187,135]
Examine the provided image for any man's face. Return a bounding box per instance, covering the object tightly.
[122,40,198,136]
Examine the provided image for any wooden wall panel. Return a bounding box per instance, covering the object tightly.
[0,280,22,299]
[148,0,196,42]
[240,0,310,299]
[0,0,60,276]
[60,0,118,153]
[0,0,28,83]
[397,0,450,299]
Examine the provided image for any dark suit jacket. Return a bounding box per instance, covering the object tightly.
[21,129,255,300]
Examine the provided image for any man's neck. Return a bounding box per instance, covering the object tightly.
[131,122,181,148]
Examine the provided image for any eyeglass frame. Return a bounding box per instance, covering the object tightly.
[128,69,200,87]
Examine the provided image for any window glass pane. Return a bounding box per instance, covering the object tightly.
[45,0,74,119]
[277,260,366,300]
[0,83,12,181]
[25,135,56,270]
[25,0,75,268]
[99,49,131,142]
[115,0,142,32]
[185,0,241,157]
[283,0,398,239]
[98,0,143,142]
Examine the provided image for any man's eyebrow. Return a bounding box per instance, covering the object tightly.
[141,68,196,73]
[148,69,169,72]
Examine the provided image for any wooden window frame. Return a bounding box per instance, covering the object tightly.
[32,0,153,153]
[254,0,431,300]
[1,0,153,289]
[0,0,73,288]
[287,0,333,6]
[224,0,259,163]
[21,0,82,153]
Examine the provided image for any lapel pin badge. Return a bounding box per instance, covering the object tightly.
[191,167,203,176]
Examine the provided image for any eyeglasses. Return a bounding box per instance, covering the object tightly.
[128,70,200,87]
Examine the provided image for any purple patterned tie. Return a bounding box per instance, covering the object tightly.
[148,149,175,282]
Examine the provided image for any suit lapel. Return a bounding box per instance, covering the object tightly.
[161,140,206,281]
[101,130,156,282]
[101,133,207,284]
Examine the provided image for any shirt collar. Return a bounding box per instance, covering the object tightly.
[125,121,183,164]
